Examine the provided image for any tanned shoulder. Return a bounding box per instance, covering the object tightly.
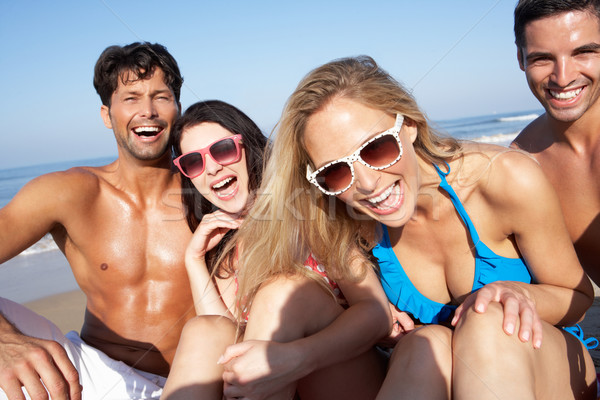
[476,148,557,228]
[0,165,108,261]
[511,114,551,154]
[32,166,105,209]
[456,143,543,207]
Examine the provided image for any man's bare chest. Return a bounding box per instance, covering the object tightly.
[542,158,600,242]
[54,201,191,283]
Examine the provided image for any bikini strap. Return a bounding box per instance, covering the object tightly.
[432,162,450,177]
[563,324,599,350]
[432,162,482,246]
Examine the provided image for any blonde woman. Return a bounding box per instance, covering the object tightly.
[229,56,597,399]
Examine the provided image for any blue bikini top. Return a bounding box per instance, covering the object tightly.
[372,163,533,323]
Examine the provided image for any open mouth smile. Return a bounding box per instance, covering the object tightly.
[212,176,238,199]
[367,184,395,204]
[547,87,584,102]
[362,181,404,215]
[132,125,164,139]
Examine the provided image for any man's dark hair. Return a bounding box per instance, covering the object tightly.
[514,0,600,50]
[93,42,183,106]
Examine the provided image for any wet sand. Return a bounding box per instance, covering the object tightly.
[0,249,78,303]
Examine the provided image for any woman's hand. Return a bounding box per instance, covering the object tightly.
[185,210,242,316]
[219,340,302,400]
[378,303,415,347]
[186,210,243,260]
[451,281,543,348]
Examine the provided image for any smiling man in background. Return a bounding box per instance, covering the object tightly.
[0,42,215,399]
[512,0,600,288]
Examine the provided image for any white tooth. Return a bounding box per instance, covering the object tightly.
[213,177,233,189]
[550,87,582,100]
[368,184,394,204]
[134,126,160,133]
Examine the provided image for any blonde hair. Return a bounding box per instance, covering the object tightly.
[229,56,461,319]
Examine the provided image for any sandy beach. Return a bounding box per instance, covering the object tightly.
[0,250,86,333]
[0,249,78,303]
[24,289,86,334]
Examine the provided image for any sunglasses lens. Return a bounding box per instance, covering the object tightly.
[179,153,204,177]
[210,138,239,164]
[316,162,353,193]
[360,134,400,167]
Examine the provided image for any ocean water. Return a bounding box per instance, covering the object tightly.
[0,157,115,256]
[1,109,543,258]
[434,109,542,145]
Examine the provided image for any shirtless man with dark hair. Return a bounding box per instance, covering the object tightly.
[0,42,219,400]
[512,0,600,288]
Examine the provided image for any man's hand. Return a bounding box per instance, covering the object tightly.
[0,330,81,400]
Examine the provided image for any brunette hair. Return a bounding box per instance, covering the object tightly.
[514,0,600,50]
[172,100,268,275]
[94,42,183,106]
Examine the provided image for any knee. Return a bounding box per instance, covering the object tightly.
[181,315,236,347]
[253,275,341,328]
[254,275,331,306]
[454,301,505,341]
[391,325,453,372]
[453,302,530,360]
[245,275,342,342]
[382,326,453,397]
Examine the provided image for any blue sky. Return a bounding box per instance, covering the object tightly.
[0,0,540,169]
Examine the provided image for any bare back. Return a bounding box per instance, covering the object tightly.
[513,117,600,286]
[0,161,195,377]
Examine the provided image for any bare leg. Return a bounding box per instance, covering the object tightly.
[162,315,236,400]
[244,275,387,400]
[376,325,452,400]
[452,302,597,400]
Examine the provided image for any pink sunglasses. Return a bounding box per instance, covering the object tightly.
[174,135,243,178]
